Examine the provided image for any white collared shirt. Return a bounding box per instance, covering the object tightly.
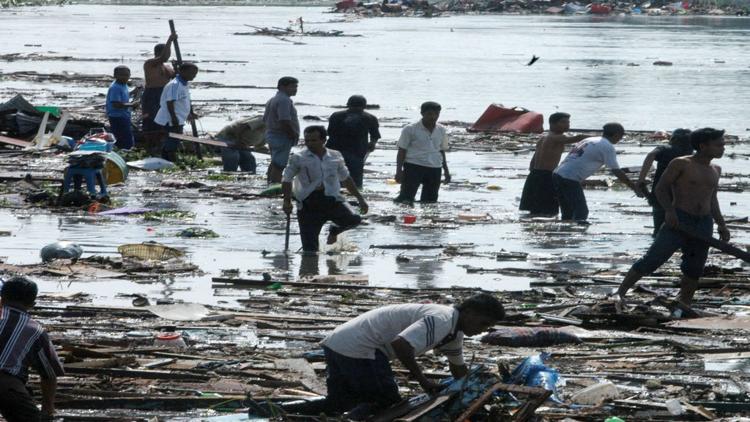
[397,121,449,168]
[154,76,191,126]
[282,147,350,203]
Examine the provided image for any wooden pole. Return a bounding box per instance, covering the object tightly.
[168,19,202,160]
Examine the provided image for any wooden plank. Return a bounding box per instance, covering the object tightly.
[57,396,244,411]
[0,135,32,148]
[63,366,211,381]
[168,132,230,148]
[212,276,487,293]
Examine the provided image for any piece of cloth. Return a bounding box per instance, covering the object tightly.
[141,87,164,132]
[143,58,174,88]
[326,109,380,158]
[553,173,588,221]
[321,303,465,365]
[554,136,620,182]
[0,372,40,422]
[108,116,134,150]
[154,75,191,127]
[221,148,256,172]
[215,116,265,150]
[297,191,362,252]
[0,305,64,384]
[631,208,713,279]
[519,169,558,215]
[267,133,294,169]
[339,150,365,188]
[263,90,299,139]
[323,346,401,413]
[282,147,350,204]
[397,121,449,168]
[105,81,130,119]
[396,162,442,203]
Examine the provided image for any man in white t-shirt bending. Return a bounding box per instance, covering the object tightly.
[552,123,643,222]
[320,293,504,418]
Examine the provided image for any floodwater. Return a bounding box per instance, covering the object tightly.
[0,6,749,307]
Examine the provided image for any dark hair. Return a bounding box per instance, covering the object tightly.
[420,101,442,114]
[1,275,38,306]
[277,76,299,89]
[602,122,625,139]
[154,43,166,56]
[670,128,692,149]
[690,127,724,151]
[347,95,367,108]
[549,112,570,126]
[456,293,505,321]
[113,65,130,76]
[304,125,327,140]
[179,62,198,73]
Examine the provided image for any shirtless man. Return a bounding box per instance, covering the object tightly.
[616,128,729,312]
[142,34,176,149]
[520,112,588,215]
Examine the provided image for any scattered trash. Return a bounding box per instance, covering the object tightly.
[118,242,184,261]
[177,227,220,238]
[570,381,620,405]
[146,303,210,321]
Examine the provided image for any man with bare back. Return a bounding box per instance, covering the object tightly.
[520,112,588,215]
[616,128,729,313]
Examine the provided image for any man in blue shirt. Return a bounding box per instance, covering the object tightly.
[106,65,139,150]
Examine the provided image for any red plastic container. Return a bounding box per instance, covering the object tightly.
[403,215,417,224]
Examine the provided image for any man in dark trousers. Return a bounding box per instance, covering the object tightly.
[142,33,176,149]
[0,276,65,422]
[552,123,643,223]
[520,112,588,216]
[153,62,199,162]
[326,95,381,188]
[264,76,300,183]
[637,128,693,236]
[282,125,368,254]
[394,101,451,204]
[617,128,729,315]
[321,293,505,419]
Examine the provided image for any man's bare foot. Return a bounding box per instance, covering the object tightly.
[613,295,626,314]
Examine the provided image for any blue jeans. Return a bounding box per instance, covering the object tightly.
[323,346,401,413]
[108,116,134,150]
[553,174,588,221]
[340,150,365,188]
[266,132,294,169]
[221,148,256,172]
[631,209,713,279]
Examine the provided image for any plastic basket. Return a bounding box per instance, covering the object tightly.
[117,243,184,261]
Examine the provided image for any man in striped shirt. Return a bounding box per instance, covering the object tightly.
[320,293,505,419]
[0,276,64,422]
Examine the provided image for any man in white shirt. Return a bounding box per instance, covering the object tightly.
[552,123,642,222]
[394,101,451,204]
[320,293,505,418]
[282,125,368,253]
[154,62,198,162]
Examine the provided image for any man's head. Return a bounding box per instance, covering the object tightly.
[1,275,38,310]
[154,43,166,57]
[420,101,441,126]
[304,125,327,153]
[669,128,692,150]
[347,95,367,112]
[602,122,625,143]
[549,112,571,133]
[456,293,505,336]
[278,76,299,97]
[113,65,131,84]
[178,62,199,81]
[691,127,725,159]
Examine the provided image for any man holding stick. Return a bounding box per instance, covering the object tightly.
[616,128,729,314]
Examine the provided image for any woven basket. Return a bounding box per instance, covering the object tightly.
[117,243,184,261]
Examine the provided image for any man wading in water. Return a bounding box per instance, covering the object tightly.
[520,112,588,216]
[142,34,176,152]
[616,128,730,316]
